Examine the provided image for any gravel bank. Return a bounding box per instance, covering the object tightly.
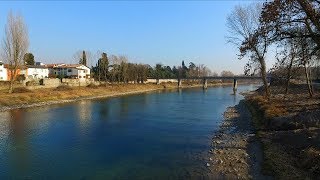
[206,100,273,179]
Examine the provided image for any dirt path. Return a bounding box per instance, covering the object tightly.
[206,100,273,179]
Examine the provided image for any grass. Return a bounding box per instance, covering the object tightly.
[248,95,287,120]
[245,84,320,179]
[245,100,305,179]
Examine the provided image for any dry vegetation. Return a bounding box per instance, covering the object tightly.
[0,83,167,107]
[246,84,320,179]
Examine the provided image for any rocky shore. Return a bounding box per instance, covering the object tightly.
[206,100,273,179]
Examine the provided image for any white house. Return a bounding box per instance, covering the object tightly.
[0,61,8,81]
[47,64,90,79]
[25,65,49,79]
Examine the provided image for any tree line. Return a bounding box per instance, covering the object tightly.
[227,0,320,98]
[86,52,217,83]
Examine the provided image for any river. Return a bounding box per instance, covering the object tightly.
[0,85,258,179]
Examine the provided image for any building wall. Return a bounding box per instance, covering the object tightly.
[49,65,91,78]
[0,64,7,81]
[26,68,49,79]
[7,69,21,81]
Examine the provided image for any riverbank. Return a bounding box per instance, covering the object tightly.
[207,100,272,179]
[0,82,241,112]
[244,84,320,179]
[207,84,320,179]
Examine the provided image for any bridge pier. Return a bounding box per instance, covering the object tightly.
[233,78,237,93]
[178,79,182,88]
[203,78,207,89]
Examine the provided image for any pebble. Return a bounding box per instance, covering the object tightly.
[206,163,210,167]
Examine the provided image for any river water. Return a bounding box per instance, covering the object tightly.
[0,85,258,179]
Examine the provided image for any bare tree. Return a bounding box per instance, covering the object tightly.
[220,70,234,77]
[298,37,315,97]
[1,12,29,93]
[227,3,271,98]
[276,41,298,94]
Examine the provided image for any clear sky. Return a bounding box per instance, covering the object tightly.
[0,1,267,75]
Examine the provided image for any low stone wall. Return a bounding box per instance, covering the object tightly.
[42,78,61,88]
[146,79,178,84]
[24,78,98,89]
[62,78,96,87]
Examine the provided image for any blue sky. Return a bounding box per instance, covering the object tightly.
[0,1,265,74]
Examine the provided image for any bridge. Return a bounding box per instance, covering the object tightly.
[156,76,265,91]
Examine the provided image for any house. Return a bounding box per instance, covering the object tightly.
[0,61,8,81]
[3,64,24,81]
[47,64,90,79]
[24,65,49,79]
[0,61,49,81]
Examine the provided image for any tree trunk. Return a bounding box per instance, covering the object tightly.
[260,58,270,98]
[98,67,101,83]
[8,69,15,93]
[9,79,14,93]
[285,57,294,94]
[105,74,108,87]
[309,66,314,95]
[304,62,313,97]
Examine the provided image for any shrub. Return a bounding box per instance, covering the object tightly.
[54,85,72,91]
[87,83,98,89]
[26,80,38,86]
[13,87,32,93]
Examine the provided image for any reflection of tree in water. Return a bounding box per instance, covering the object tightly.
[8,110,30,175]
[140,92,150,109]
[99,101,110,120]
[77,100,92,130]
[233,92,237,105]
[119,97,129,118]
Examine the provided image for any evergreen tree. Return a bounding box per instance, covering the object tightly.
[24,53,35,65]
[98,52,109,81]
[79,50,87,66]
[181,60,188,78]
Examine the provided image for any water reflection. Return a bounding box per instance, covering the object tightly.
[77,100,92,131]
[7,110,31,176]
[98,101,110,120]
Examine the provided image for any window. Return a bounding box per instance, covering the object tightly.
[83,70,85,73]
[0,70,2,72]
[0,77,2,79]
[68,69,72,72]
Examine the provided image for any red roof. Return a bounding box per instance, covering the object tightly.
[45,64,89,69]
[3,64,26,69]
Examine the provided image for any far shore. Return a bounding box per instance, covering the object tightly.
[0,82,257,112]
